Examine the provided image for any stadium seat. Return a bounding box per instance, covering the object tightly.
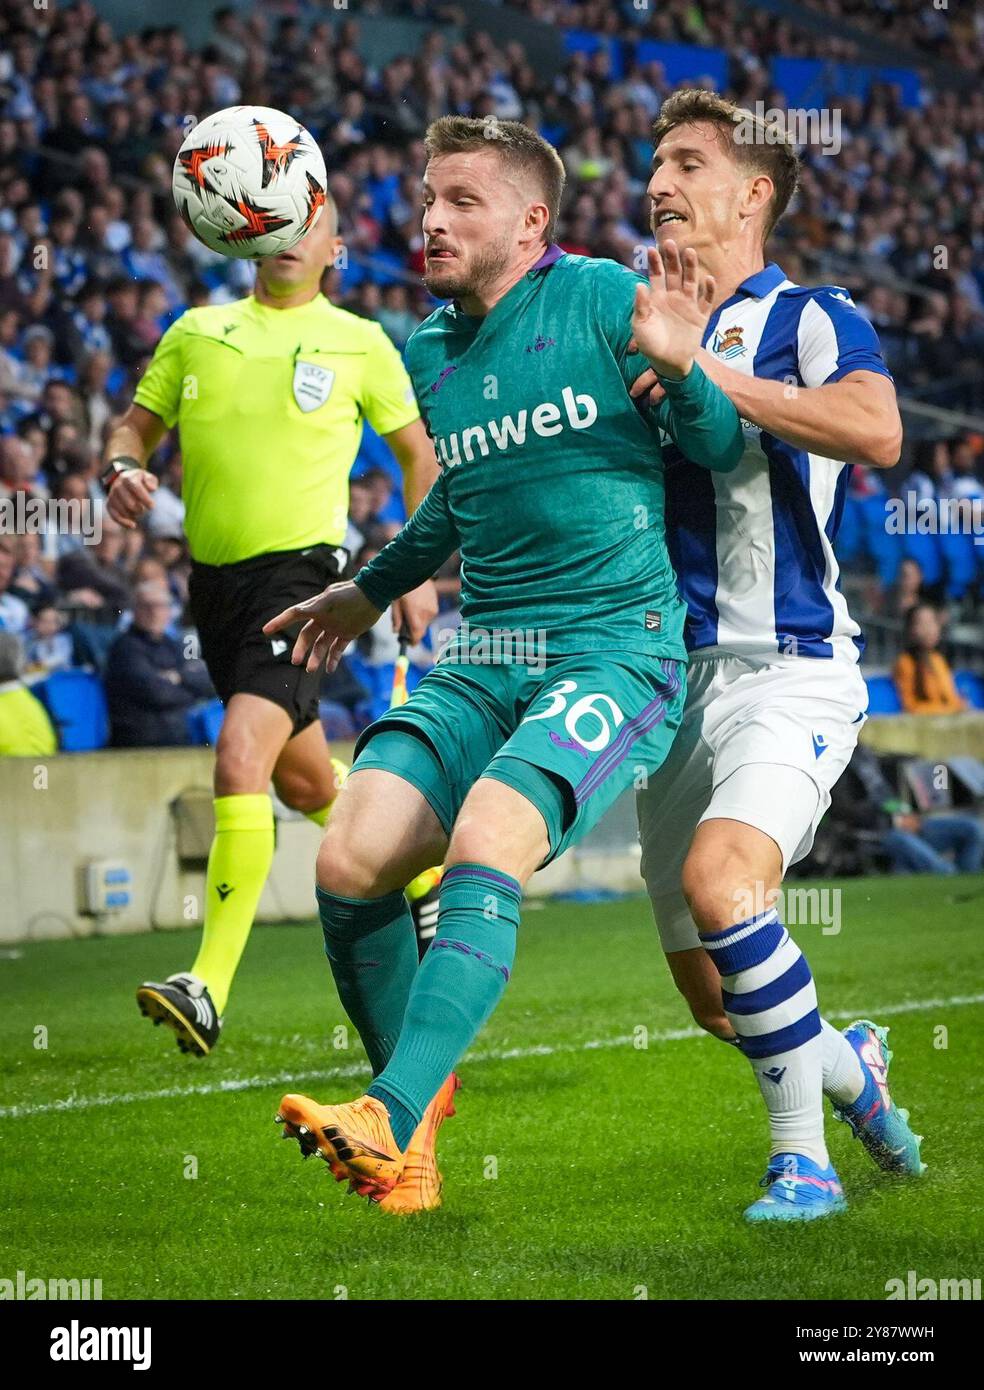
[902,758,953,811]
[34,670,110,751]
[955,671,984,710]
[940,532,979,601]
[861,495,902,588]
[186,698,225,747]
[902,529,944,588]
[835,494,864,566]
[864,673,904,715]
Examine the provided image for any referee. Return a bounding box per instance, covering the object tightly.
[103,204,438,1056]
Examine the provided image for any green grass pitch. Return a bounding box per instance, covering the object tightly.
[2,876,981,1301]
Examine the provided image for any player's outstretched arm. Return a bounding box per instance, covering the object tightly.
[353,472,459,613]
[632,243,743,473]
[264,476,459,672]
[634,356,901,469]
[630,275,903,469]
[695,359,901,469]
[383,418,441,642]
[631,242,713,380]
[654,363,744,473]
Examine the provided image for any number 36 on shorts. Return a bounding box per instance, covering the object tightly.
[521,678,628,753]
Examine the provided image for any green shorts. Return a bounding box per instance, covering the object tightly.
[353,651,686,865]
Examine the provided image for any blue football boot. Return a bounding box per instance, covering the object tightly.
[744,1152,848,1223]
[832,1020,926,1176]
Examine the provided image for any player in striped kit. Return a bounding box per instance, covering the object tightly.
[632,90,925,1220]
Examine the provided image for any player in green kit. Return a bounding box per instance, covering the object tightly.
[262,117,743,1214]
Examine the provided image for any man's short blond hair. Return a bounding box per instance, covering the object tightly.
[424,116,567,241]
[652,89,800,242]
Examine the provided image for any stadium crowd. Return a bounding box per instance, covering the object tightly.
[513,0,984,76]
[0,0,982,755]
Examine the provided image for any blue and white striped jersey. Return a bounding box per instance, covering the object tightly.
[663,263,893,662]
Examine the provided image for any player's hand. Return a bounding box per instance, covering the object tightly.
[391,580,438,645]
[106,469,158,529]
[631,241,716,381]
[262,580,382,674]
[629,342,726,406]
[628,368,666,409]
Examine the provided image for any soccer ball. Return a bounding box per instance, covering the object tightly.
[172,105,328,259]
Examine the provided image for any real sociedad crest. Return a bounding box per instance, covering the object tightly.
[711,325,747,360]
[293,361,335,412]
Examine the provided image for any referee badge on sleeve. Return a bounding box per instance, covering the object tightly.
[293,361,335,412]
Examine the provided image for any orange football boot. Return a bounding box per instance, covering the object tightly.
[376,1072,461,1214]
[276,1093,404,1198]
[277,1075,461,1212]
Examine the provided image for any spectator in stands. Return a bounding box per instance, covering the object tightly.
[104,276,146,366]
[104,581,213,747]
[24,602,73,676]
[146,527,190,606]
[122,217,183,310]
[344,536,404,724]
[357,465,400,529]
[71,283,113,361]
[56,514,130,616]
[9,531,56,611]
[45,471,91,558]
[885,557,924,620]
[346,476,374,548]
[829,744,984,876]
[893,602,967,715]
[0,535,29,635]
[18,326,60,401]
[132,555,169,591]
[0,432,44,501]
[0,0,982,682]
[77,348,116,453]
[0,630,57,756]
[950,436,984,501]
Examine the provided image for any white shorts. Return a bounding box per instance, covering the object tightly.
[637,652,868,954]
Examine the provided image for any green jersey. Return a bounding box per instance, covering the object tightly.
[355,249,742,659]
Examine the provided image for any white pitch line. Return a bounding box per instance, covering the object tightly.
[1,991,981,1122]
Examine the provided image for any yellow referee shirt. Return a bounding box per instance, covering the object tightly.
[134,295,420,566]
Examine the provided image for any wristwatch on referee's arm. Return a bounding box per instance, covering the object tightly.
[99,455,142,493]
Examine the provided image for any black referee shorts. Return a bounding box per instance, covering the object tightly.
[188,543,348,736]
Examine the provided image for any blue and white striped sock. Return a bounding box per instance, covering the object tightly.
[702,908,828,1168]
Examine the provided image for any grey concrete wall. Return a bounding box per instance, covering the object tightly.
[0,746,326,943]
[0,746,642,943]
